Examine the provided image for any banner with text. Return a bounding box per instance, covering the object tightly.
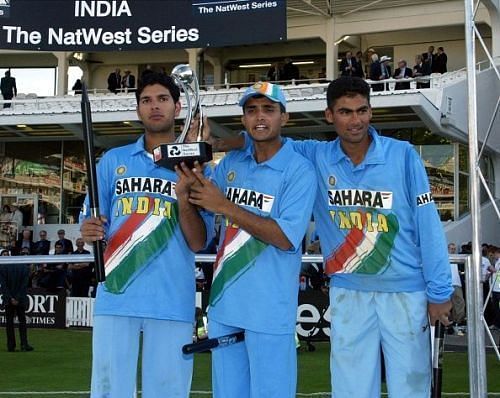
[0,288,66,329]
[0,0,286,51]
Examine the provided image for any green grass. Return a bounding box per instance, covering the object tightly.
[0,329,499,397]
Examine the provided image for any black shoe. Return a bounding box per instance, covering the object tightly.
[7,347,16,352]
[21,345,34,352]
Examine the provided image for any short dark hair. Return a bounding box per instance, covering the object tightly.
[135,72,180,104]
[326,76,370,109]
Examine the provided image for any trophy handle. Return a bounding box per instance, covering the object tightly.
[174,68,202,144]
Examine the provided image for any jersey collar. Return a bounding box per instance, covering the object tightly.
[243,135,291,171]
[331,126,385,166]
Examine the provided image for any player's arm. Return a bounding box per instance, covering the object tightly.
[406,146,452,324]
[186,116,245,152]
[188,167,292,250]
[175,162,207,252]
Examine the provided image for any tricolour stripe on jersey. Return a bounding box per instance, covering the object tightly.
[104,198,179,293]
[209,225,267,306]
[325,213,399,275]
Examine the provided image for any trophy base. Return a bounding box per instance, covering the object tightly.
[153,142,213,170]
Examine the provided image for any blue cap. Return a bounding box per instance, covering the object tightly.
[238,82,287,109]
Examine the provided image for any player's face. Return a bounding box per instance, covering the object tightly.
[325,94,372,145]
[136,84,180,135]
[241,97,288,144]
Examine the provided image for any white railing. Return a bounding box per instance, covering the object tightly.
[66,296,94,327]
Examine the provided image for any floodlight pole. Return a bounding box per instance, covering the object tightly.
[464,0,488,396]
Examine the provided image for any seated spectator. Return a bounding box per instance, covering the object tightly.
[393,59,413,90]
[32,230,50,255]
[69,238,93,297]
[38,242,66,290]
[55,229,74,254]
[15,229,33,255]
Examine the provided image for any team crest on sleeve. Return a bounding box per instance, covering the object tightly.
[227,171,236,182]
[116,165,127,175]
[328,175,336,187]
[416,192,434,206]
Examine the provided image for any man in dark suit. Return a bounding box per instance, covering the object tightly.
[0,249,34,352]
[15,229,34,255]
[434,47,448,74]
[393,59,413,90]
[33,230,50,255]
[1,70,17,108]
[339,51,360,77]
[107,68,121,93]
[121,70,136,92]
[55,229,74,254]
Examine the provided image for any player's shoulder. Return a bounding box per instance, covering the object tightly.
[377,134,414,156]
[281,141,316,173]
[100,141,137,163]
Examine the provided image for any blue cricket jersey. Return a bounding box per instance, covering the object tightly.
[80,136,214,322]
[208,138,317,334]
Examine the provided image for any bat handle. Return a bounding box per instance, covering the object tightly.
[182,338,218,355]
[431,320,445,398]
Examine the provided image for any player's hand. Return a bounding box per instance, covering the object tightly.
[428,300,452,326]
[174,161,204,201]
[185,116,212,143]
[189,162,227,213]
[80,216,107,243]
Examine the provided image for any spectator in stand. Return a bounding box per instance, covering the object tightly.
[365,48,376,78]
[38,242,66,290]
[10,203,23,239]
[370,53,383,92]
[69,237,93,297]
[33,230,50,255]
[481,247,495,325]
[15,229,34,255]
[379,56,392,81]
[0,248,34,352]
[72,79,83,94]
[140,64,154,83]
[267,62,283,82]
[1,70,17,109]
[434,47,448,74]
[340,51,359,77]
[354,51,365,78]
[282,57,300,82]
[413,54,431,89]
[107,68,121,94]
[393,59,413,90]
[121,70,136,92]
[423,45,436,73]
[55,229,74,254]
[448,243,466,335]
[0,204,11,222]
[490,247,500,330]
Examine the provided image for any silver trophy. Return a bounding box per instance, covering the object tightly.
[153,64,212,170]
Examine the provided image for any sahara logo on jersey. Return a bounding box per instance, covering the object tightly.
[416,191,434,206]
[225,187,274,213]
[328,189,393,209]
[115,177,176,198]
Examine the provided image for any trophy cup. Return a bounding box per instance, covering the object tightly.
[153,64,213,170]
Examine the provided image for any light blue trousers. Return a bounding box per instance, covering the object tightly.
[209,320,297,398]
[91,315,193,398]
[329,287,431,398]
